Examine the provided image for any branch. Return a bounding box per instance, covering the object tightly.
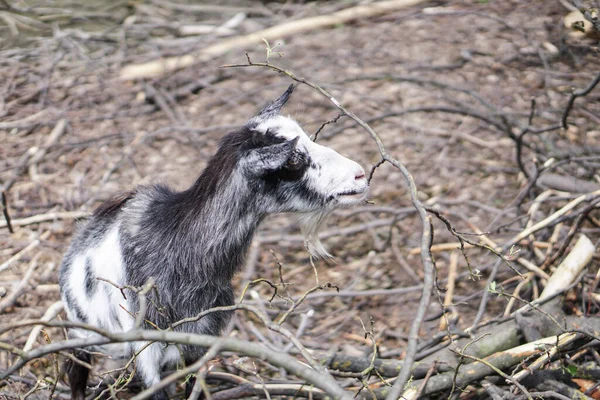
[395,332,586,399]
[0,231,50,273]
[221,57,435,398]
[561,71,600,129]
[119,0,429,79]
[0,325,352,400]
[0,210,89,229]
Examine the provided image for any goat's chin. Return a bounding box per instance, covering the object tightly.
[297,210,334,261]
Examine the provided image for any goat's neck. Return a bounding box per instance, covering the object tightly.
[173,173,264,283]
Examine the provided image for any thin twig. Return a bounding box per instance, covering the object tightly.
[1,190,13,233]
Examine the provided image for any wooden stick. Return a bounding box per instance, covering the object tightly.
[4,118,67,191]
[465,220,549,279]
[516,258,550,281]
[539,234,595,301]
[503,273,533,316]
[0,231,50,273]
[510,190,600,245]
[119,0,428,80]
[0,210,88,229]
[409,242,473,255]
[400,332,581,400]
[23,301,64,352]
[439,252,458,331]
[28,118,67,182]
[0,255,40,313]
[512,332,581,382]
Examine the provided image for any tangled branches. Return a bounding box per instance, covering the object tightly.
[2,1,600,399]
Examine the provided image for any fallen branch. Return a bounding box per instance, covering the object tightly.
[119,0,428,80]
[4,118,67,191]
[0,255,40,313]
[0,210,89,229]
[0,326,353,400]
[23,301,64,352]
[538,234,595,301]
[319,351,448,378]
[396,332,586,399]
[508,190,600,248]
[0,231,50,273]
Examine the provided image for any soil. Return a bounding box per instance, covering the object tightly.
[1,0,599,399]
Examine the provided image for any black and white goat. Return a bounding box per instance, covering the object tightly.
[59,85,368,399]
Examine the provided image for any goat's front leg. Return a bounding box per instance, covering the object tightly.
[135,342,169,400]
[65,349,92,400]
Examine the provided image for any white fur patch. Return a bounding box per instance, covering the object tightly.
[297,210,334,259]
[64,226,135,357]
[256,116,369,258]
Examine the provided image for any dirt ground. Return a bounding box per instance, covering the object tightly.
[1,0,599,399]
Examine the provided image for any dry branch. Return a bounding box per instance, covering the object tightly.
[539,234,595,301]
[22,301,64,352]
[0,210,88,229]
[0,255,40,313]
[318,350,450,378]
[0,231,50,273]
[509,190,600,247]
[119,0,428,80]
[4,118,67,191]
[397,332,586,399]
[0,326,353,400]
[423,229,600,369]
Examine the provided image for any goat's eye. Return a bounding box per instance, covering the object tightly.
[286,153,304,169]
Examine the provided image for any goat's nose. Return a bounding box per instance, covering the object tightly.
[355,172,365,180]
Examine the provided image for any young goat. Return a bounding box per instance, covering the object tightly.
[59,85,368,399]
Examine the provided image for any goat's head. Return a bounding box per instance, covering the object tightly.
[215,85,368,257]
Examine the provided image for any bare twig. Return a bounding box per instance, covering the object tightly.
[0,210,89,229]
[0,231,50,273]
[131,343,222,400]
[312,112,344,142]
[1,190,13,233]
[561,71,600,129]
[0,254,40,313]
[449,349,533,400]
[23,301,64,352]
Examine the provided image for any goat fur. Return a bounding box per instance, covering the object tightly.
[59,85,368,399]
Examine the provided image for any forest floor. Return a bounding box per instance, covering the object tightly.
[1,0,599,399]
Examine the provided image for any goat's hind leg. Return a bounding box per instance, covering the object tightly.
[65,349,92,400]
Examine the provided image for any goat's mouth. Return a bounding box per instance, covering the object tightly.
[338,190,363,196]
[335,186,369,205]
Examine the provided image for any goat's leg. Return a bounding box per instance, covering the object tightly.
[135,342,169,400]
[185,376,196,398]
[65,349,91,400]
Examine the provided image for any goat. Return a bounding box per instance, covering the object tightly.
[59,85,368,400]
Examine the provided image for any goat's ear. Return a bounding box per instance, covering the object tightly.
[242,136,299,176]
[247,85,295,125]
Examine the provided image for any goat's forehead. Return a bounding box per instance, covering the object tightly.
[255,116,310,142]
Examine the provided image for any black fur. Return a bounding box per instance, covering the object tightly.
[65,349,91,400]
[84,258,96,297]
